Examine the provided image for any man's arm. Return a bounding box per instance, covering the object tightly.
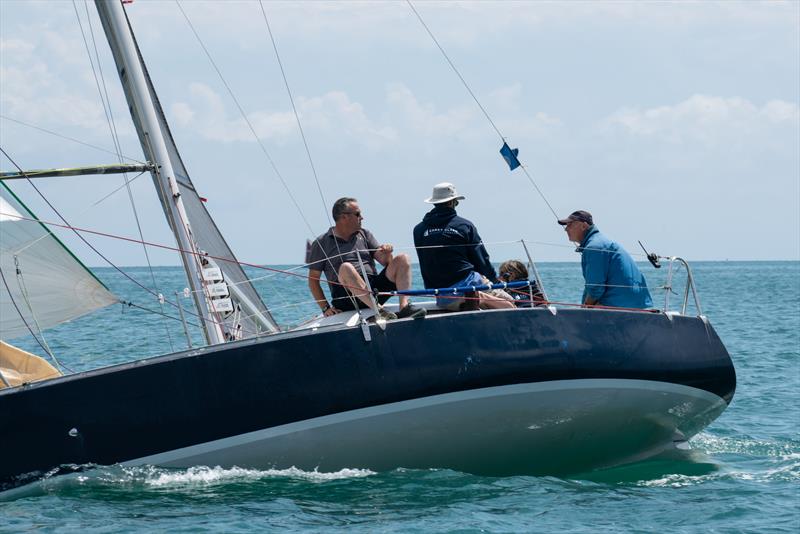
[466,226,498,282]
[308,269,339,316]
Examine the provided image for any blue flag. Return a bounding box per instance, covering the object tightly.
[500,141,521,171]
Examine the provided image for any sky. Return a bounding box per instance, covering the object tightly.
[1,0,798,269]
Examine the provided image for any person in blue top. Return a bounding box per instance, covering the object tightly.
[558,210,654,309]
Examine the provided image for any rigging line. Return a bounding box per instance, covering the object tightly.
[0,147,200,328]
[256,2,358,311]
[2,203,662,310]
[90,171,146,207]
[258,2,329,228]
[121,300,201,330]
[0,115,144,164]
[405,0,502,140]
[1,204,653,282]
[8,170,145,260]
[174,0,316,238]
[174,0,323,331]
[405,1,559,220]
[0,205,279,337]
[80,0,175,351]
[0,209,391,306]
[13,257,65,372]
[83,1,123,153]
[519,165,559,219]
[0,265,57,364]
[72,0,119,158]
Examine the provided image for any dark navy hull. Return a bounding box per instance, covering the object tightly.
[0,307,735,491]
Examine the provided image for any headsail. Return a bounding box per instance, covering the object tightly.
[96,0,279,341]
[0,182,117,340]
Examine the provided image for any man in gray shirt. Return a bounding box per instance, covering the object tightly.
[306,197,425,320]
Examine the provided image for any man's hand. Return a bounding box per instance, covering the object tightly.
[375,243,394,265]
[323,306,341,317]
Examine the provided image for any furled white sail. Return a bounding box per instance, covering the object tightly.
[0,183,117,340]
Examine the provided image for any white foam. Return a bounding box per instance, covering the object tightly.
[690,432,797,457]
[143,465,375,487]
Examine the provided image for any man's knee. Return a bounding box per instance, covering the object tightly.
[392,253,411,269]
[338,262,360,280]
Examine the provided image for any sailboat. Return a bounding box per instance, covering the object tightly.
[0,0,735,492]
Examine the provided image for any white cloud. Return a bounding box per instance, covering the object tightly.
[0,22,135,141]
[169,80,564,153]
[0,37,35,59]
[602,94,800,146]
[385,83,476,138]
[171,102,195,126]
[129,1,796,51]
[170,82,397,148]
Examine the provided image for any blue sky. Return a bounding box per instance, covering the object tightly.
[1,0,798,268]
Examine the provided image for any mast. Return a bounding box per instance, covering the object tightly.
[95,0,224,345]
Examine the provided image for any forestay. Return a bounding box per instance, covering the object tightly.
[0,183,117,340]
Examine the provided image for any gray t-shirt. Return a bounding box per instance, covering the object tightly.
[306,228,380,285]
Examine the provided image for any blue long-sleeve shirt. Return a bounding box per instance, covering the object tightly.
[413,206,497,289]
[579,225,653,309]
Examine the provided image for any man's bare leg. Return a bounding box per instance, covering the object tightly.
[338,263,376,310]
[478,291,515,309]
[385,253,412,309]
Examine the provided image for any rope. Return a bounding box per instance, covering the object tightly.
[0,265,59,363]
[257,2,361,313]
[174,0,316,238]
[90,171,146,207]
[0,148,250,338]
[0,203,668,333]
[0,207,660,299]
[0,115,145,163]
[12,256,72,373]
[405,1,559,220]
[76,0,175,352]
[120,300,201,330]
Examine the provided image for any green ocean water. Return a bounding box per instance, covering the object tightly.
[2,261,798,532]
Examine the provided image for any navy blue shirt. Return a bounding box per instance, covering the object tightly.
[413,206,497,288]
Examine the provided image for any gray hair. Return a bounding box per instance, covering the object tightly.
[332,197,357,222]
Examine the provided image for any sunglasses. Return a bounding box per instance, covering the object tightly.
[343,211,362,218]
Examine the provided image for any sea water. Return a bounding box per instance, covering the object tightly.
[2,261,798,532]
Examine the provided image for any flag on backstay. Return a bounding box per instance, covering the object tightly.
[499,141,521,171]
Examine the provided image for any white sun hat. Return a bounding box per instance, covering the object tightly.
[424,182,466,204]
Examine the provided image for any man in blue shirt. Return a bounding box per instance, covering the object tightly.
[559,210,653,309]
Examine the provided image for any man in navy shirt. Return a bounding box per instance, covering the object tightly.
[559,210,653,309]
[414,183,514,311]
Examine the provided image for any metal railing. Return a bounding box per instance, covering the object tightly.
[663,257,703,316]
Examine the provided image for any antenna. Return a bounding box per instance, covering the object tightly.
[638,240,661,269]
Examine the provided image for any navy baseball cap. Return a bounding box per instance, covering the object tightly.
[558,210,593,226]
